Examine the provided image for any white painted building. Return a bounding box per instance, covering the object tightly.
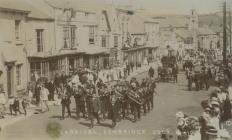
[0,1,30,98]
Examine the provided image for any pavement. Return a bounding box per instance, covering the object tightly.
[0,110,34,131]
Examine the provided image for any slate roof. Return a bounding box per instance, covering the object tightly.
[152,15,189,28]
[197,27,216,35]
[0,0,54,20]
[175,29,195,39]
[128,14,145,34]
[0,0,30,13]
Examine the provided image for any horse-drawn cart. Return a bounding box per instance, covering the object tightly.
[157,56,177,82]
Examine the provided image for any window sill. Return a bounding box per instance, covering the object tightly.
[15,40,24,45]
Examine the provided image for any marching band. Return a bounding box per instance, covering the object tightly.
[58,72,157,129]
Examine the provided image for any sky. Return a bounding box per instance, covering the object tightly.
[101,0,231,15]
[23,0,232,15]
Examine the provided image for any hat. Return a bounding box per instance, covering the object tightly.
[211,97,218,102]
[211,100,219,106]
[176,111,184,118]
[205,107,211,111]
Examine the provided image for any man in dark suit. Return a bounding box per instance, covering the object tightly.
[109,93,118,128]
[86,90,101,128]
[61,85,71,120]
[73,85,86,119]
[148,67,155,78]
[47,80,55,101]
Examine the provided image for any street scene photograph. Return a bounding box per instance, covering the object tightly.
[0,0,232,140]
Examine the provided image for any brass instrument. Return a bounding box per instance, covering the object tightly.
[127,89,143,105]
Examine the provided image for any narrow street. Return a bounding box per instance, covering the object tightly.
[0,71,210,140]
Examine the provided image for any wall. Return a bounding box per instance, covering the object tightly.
[0,11,28,98]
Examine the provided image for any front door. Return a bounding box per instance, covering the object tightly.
[69,58,74,74]
[6,64,14,97]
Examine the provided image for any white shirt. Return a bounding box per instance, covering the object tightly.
[28,90,33,98]
[71,75,80,85]
[188,130,201,140]
[40,88,49,101]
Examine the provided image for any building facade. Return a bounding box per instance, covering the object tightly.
[0,3,30,98]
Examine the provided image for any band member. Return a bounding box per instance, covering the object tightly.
[98,85,109,120]
[61,85,71,120]
[86,84,100,128]
[97,79,109,120]
[109,92,118,128]
[121,85,129,119]
[130,82,141,122]
[73,85,86,119]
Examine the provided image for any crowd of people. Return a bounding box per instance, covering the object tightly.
[175,48,232,140]
[0,66,158,129]
[176,85,232,140]
[50,69,157,128]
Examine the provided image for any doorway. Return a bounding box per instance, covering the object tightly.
[6,62,14,97]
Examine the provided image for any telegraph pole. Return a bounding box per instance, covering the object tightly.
[229,8,231,54]
[223,1,227,65]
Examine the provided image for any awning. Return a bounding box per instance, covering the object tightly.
[122,46,159,52]
[28,49,85,59]
[79,46,110,55]
[28,46,109,60]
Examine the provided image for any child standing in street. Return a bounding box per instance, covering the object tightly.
[22,98,29,115]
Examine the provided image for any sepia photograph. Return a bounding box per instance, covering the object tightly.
[0,0,232,140]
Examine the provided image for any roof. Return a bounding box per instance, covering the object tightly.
[160,30,174,42]
[175,29,195,39]
[0,0,54,20]
[152,15,189,28]
[28,49,84,58]
[0,0,30,13]
[197,27,215,35]
[128,13,158,35]
[28,46,109,58]
[122,46,158,52]
[78,46,109,55]
[199,13,222,27]
[209,26,222,34]
[45,0,106,13]
[128,14,145,34]
[23,0,54,20]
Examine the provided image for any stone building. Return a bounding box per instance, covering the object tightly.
[0,1,30,98]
